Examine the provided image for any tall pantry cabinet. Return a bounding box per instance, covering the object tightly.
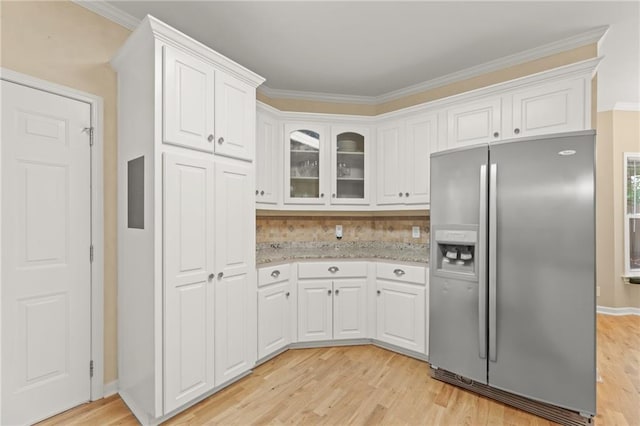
[111,16,264,424]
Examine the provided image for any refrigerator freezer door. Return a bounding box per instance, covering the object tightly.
[429,145,488,384]
[488,132,595,415]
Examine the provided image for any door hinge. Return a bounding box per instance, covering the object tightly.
[83,127,94,146]
[90,245,94,263]
[90,360,94,378]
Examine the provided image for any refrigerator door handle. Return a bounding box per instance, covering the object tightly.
[478,165,488,360]
[489,163,498,362]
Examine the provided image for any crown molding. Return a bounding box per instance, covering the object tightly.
[71,0,140,30]
[259,25,608,105]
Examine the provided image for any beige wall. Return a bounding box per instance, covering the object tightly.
[258,44,597,116]
[0,1,131,383]
[597,111,640,308]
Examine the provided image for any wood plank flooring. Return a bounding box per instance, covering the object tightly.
[39,314,640,425]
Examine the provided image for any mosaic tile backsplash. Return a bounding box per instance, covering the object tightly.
[256,215,430,245]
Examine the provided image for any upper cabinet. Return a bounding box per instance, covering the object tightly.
[284,123,327,204]
[256,109,281,204]
[331,126,370,205]
[446,97,502,148]
[214,73,256,161]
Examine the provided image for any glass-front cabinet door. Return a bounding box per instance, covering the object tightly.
[284,123,327,204]
[331,127,369,205]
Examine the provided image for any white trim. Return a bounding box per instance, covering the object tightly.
[597,306,640,316]
[259,26,608,105]
[71,0,139,30]
[623,152,640,277]
[103,380,119,398]
[0,68,106,402]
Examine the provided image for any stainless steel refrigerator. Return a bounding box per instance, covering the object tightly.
[429,130,596,425]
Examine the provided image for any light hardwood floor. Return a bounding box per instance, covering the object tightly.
[39,314,639,425]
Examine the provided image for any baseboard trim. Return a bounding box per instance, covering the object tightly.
[103,380,119,397]
[597,306,640,316]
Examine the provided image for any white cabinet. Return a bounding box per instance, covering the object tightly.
[297,262,368,342]
[446,97,502,148]
[376,114,437,206]
[508,78,585,139]
[214,162,256,385]
[257,264,293,360]
[214,73,256,161]
[375,263,426,354]
[163,153,215,413]
[330,126,371,205]
[255,109,280,204]
[284,123,328,205]
[163,45,216,153]
[112,15,263,424]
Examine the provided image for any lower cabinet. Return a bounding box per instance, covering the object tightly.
[258,281,292,359]
[375,264,427,354]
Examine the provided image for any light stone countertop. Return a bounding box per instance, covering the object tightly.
[256,241,429,266]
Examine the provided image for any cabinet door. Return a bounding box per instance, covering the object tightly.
[333,279,367,340]
[331,126,370,205]
[258,281,291,359]
[163,45,215,153]
[215,72,255,161]
[376,122,404,205]
[447,97,501,148]
[214,161,255,384]
[297,280,333,342]
[405,114,438,205]
[376,280,425,353]
[510,78,585,138]
[284,123,328,205]
[256,111,280,204]
[163,153,215,413]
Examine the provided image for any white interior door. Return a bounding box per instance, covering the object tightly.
[1,80,91,425]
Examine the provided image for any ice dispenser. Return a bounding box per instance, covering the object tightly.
[433,226,478,278]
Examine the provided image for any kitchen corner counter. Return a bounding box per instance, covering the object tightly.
[256,241,429,265]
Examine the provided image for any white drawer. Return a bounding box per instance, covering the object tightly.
[376,263,426,285]
[298,261,368,279]
[258,263,291,287]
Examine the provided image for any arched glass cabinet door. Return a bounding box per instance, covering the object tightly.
[332,130,368,204]
[288,127,321,200]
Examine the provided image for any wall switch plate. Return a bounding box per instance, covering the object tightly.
[412,226,420,238]
[336,225,343,239]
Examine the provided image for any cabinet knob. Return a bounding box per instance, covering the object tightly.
[328,266,339,273]
[493,132,499,138]
[332,193,336,198]
[208,273,214,281]
[207,134,214,142]
[328,289,332,295]
[405,192,409,197]
[335,289,340,295]
[393,268,406,276]
[218,137,224,144]
[514,128,521,135]
[285,292,290,298]
[255,190,259,195]
[377,290,381,295]
[320,193,325,198]
[399,192,403,197]
[260,190,265,195]
[217,272,224,279]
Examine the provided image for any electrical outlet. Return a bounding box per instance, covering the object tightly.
[336,225,343,239]
[412,226,420,238]
[596,286,600,297]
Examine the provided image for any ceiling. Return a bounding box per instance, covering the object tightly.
[105,1,638,98]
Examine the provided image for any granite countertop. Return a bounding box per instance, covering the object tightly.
[256,241,429,265]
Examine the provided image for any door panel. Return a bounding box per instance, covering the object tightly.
[429,145,488,384]
[376,123,404,205]
[258,282,291,359]
[376,280,425,353]
[447,98,501,147]
[215,73,255,161]
[2,81,91,425]
[163,153,215,413]
[163,45,215,152]
[488,132,595,414]
[256,112,280,204]
[406,114,437,204]
[297,280,332,342]
[333,279,367,339]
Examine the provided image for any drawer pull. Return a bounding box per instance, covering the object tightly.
[270,270,280,278]
[393,268,405,276]
[328,266,339,273]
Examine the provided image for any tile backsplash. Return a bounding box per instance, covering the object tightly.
[256,215,430,245]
